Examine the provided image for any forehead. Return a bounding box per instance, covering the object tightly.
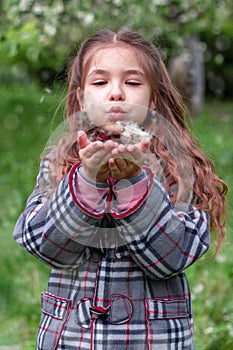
[83,45,145,76]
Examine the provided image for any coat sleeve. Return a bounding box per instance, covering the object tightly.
[114,169,210,279]
[13,158,109,269]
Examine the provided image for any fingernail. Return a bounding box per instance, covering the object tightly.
[77,130,84,138]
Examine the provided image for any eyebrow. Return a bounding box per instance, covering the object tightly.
[87,69,145,78]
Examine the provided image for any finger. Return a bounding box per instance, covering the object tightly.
[113,157,128,169]
[109,157,118,168]
[104,140,119,151]
[109,157,141,180]
[126,144,136,153]
[79,141,103,160]
[83,141,118,165]
[111,157,140,173]
[126,145,146,164]
[112,145,142,164]
[109,158,121,176]
[77,130,90,149]
[139,139,150,152]
[87,141,105,156]
[82,142,115,168]
[111,144,128,156]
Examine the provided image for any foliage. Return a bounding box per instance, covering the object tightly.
[0,0,232,94]
[187,101,233,349]
[0,82,233,349]
[200,20,233,99]
[0,83,64,348]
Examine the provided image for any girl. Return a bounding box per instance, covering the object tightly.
[13,29,227,350]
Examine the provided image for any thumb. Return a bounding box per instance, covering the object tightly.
[77,130,90,149]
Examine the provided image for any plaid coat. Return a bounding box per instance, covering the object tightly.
[13,154,210,350]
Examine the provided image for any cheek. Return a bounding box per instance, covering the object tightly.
[128,104,149,125]
[82,91,106,125]
[134,88,151,105]
[136,110,148,125]
[83,90,98,109]
[84,103,107,127]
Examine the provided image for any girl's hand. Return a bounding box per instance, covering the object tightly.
[109,140,149,181]
[78,131,118,183]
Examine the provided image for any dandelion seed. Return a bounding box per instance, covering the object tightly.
[19,0,32,12]
[45,87,52,94]
[223,314,230,321]
[4,115,20,130]
[193,283,204,294]
[33,3,43,15]
[83,13,94,26]
[204,327,214,335]
[44,23,57,37]
[216,254,226,263]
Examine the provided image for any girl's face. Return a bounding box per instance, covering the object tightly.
[77,46,155,134]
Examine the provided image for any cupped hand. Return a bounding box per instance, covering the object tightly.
[109,140,150,180]
[78,131,118,183]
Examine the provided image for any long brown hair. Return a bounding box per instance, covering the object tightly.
[50,28,227,256]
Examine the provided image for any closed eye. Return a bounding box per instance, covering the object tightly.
[92,80,107,86]
[126,80,142,86]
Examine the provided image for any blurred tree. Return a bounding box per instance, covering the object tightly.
[0,0,232,99]
[169,35,205,115]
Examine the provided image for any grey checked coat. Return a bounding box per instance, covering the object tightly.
[13,154,210,350]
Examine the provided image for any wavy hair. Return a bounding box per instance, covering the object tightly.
[49,29,227,257]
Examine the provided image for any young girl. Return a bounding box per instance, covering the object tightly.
[13,29,227,350]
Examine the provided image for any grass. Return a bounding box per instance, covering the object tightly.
[0,83,232,349]
[0,83,65,348]
[187,101,233,350]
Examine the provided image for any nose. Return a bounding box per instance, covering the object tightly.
[109,83,125,101]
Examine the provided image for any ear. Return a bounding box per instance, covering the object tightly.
[77,87,85,111]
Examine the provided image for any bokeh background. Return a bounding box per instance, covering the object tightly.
[0,1,232,349]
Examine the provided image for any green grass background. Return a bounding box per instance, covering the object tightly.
[0,83,232,349]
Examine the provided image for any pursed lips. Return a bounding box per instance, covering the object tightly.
[107,106,126,121]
